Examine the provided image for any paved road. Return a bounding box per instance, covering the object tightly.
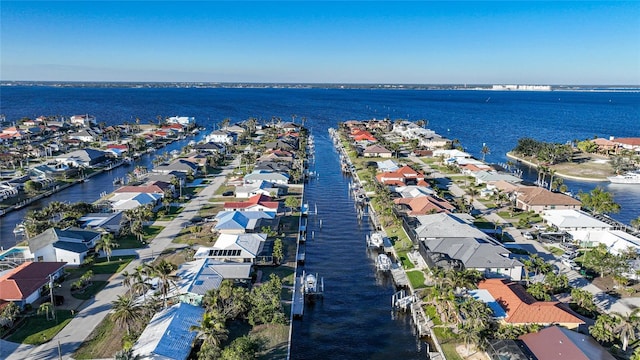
[1,156,240,360]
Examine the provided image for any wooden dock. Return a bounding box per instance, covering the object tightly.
[292,274,304,318]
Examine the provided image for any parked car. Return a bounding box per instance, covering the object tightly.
[222,190,234,196]
[561,252,577,261]
[523,231,534,240]
[54,295,64,306]
[561,258,581,271]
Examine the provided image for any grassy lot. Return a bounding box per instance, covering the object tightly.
[440,342,464,360]
[407,270,426,289]
[7,310,74,345]
[251,324,290,360]
[155,205,184,221]
[546,246,565,256]
[214,184,236,196]
[91,255,136,274]
[397,250,415,270]
[173,224,217,246]
[260,265,296,287]
[115,234,144,249]
[74,312,122,359]
[198,203,225,218]
[72,280,109,300]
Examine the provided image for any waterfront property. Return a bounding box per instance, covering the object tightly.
[514,186,582,213]
[223,194,282,213]
[213,211,278,234]
[194,233,268,263]
[175,258,253,306]
[27,227,101,265]
[478,279,584,329]
[519,325,615,360]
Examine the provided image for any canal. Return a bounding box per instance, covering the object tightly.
[289,130,425,359]
[0,135,203,250]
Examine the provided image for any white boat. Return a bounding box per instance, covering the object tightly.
[13,224,25,235]
[376,254,392,271]
[368,232,385,248]
[608,170,640,184]
[304,273,318,294]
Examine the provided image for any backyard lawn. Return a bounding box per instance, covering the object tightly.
[7,310,74,345]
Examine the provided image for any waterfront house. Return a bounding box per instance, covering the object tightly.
[153,159,199,176]
[393,185,434,198]
[0,261,67,309]
[70,114,97,127]
[54,148,109,168]
[175,258,252,305]
[376,159,399,172]
[206,130,237,145]
[193,142,226,154]
[235,180,285,198]
[254,160,292,173]
[541,209,613,232]
[573,230,640,256]
[612,137,640,153]
[376,165,426,186]
[478,279,584,329]
[28,227,101,265]
[265,138,298,152]
[214,211,278,234]
[109,192,162,211]
[226,124,246,135]
[519,325,615,360]
[78,211,125,234]
[223,194,281,213]
[363,144,392,158]
[394,194,455,215]
[473,171,522,186]
[515,186,581,213]
[350,129,377,142]
[115,181,174,196]
[592,138,621,155]
[244,170,290,185]
[195,233,268,263]
[432,149,472,160]
[132,302,204,360]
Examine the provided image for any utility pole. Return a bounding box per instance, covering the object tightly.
[49,274,56,320]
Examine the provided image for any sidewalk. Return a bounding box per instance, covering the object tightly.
[1,156,241,360]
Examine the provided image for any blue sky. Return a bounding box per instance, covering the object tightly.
[1,1,639,84]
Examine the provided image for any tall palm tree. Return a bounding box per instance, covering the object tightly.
[95,233,119,263]
[111,295,142,336]
[612,311,640,351]
[481,143,490,162]
[149,260,178,308]
[38,302,54,321]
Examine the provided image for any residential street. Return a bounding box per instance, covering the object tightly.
[1,156,240,360]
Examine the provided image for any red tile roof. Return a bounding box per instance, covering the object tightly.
[224,194,280,210]
[0,262,66,301]
[614,137,640,146]
[394,195,455,215]
[479,279,584,325]
[516,186,581,206]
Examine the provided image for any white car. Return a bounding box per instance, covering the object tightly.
[523,231,534,240]
[561,258,581,271]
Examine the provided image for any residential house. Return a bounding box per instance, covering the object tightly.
[70,114,97,127]
[195,233,267,263]
[114,181,173,196]
[393,185,434,199]
[394,194,455,215]
[223,194,281,212]
[244,170,290,185]
[214,211,278,234]
[54,148,108,167]
[432,149,472,160]
[176,258,252,305]
[226,124,246,135]
[27,227,101,265]
[515,187,581,213]
[612,137,640,153]
[77,211,125,234]
[206,130,237,145]
[519,325,614,360]
[235,180,285,198]
[541,209,612,232]
[376,165,426,186]
[254,161,292,173]
[193,142,225,154]
[478,279,585,329]
[350,129,377,142]
[153,159,199,175]
[0,261,67,309]
[132,302,204,360]
[68,129,99,143]
[363,144,392,158]
[109,192,162,211]
[473,171,522,186]
[377,159,399,172]
[265,139,298,152]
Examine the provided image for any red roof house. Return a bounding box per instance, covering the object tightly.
[376,165,426,186]
[0,262,67,308]
[479,279,585,329]
[224,194,281,212]
[394,195,455,215]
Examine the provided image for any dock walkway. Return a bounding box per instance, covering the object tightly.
[292,275,304,318]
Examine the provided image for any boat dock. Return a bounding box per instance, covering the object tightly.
[390,263,409,288]
[292,274,305,318]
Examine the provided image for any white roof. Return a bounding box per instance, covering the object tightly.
[433,149,471,158]
[377,159,399,172]
[132,302,204,360]
[110,193,161,210]
[542,209,612,230]
[176,258,252,295]
[572,230,640,255]
[394,185,434,198]
[210,233,267,258]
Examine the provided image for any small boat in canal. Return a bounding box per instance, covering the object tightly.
[376,254,392,271]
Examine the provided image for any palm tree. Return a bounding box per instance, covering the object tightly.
[95,233,119,263]
[0,302,20,327]
[631,216,640,231]
[481,143,490,162]
[38,302,54,321]
[590,313,619,344]
[191,310,229,356]
[612,311,640,351]
[111,295,142,336]
[149,260,178,308]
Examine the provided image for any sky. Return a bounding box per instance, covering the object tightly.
[1,1,639,85]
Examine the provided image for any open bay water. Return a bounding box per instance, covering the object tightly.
[0,86,638,357]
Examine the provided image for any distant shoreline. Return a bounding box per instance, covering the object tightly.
[506,152,610,182]
[1,81,639,92]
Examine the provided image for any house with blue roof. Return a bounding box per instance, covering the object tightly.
[176,258,252,306]
[214,211,278,234]
[132,302,204,360]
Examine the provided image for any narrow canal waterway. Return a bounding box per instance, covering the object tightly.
[0,135,203,249]
[290,131,424,359]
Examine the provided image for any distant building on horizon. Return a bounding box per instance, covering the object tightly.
[492,84,551,91]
